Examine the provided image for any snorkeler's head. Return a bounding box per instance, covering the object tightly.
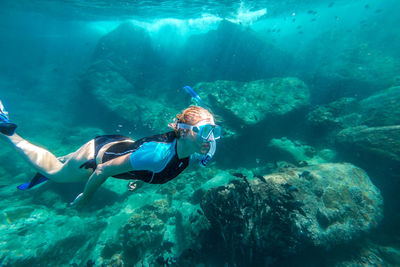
[171,105,220,166]
[169,105,215,138]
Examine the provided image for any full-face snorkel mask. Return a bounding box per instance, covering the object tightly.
[180,86,222,167]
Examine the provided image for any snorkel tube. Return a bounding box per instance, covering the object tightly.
[183,86,208,108]
[200,138,216,167]
[182,85,217,167]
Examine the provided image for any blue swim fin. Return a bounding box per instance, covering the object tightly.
[17,173,49,191]
[0,122,17,136]
[0,100,17,136]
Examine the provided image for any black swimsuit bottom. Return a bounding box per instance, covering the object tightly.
[90,131,190,184]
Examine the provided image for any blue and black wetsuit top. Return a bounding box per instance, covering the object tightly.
[93,131,190,184]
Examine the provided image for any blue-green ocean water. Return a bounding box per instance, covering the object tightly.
[0,0,399,266]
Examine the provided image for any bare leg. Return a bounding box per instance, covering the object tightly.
[57,151,76,163]
[4,133,94,183]
[1,99,94,183]
[7,134,63,175]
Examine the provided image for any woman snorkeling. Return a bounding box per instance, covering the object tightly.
[0,100,221,207]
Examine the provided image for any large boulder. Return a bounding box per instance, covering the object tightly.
[180,20,292,82]
[336,125,400,163]
[79,20,300,136]
[79,20,298,136]
[91,22,162,89]
[114,199,175,266]
[300,25,400,101]
[359,86,400,127]
[81,59,180,134]
[195,77,310,125]
[315,43,399,94]
[306,97,360,130]
[308,86,400,130]
[80,22,179,134]
[268,137,337,165]
[201,163,383,259]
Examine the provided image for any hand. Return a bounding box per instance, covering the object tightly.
[69,193,89,208]
[128,182,137,191]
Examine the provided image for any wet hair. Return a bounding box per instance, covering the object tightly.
[169,105,214,138]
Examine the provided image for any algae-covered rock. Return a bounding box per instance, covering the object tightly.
[201,163,382,258]
[0,207,105,266]
[195,77,310,125]
[336,125,400,163]
[106,199,179,266]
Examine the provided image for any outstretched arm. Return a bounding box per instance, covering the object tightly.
[71,153,133,206]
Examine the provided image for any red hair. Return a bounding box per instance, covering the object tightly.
[169,106,214,137]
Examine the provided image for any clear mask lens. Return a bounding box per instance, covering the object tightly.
[199,125,221,141]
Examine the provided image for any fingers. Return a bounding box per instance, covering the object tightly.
[68,193,88,208]
[128,182,137,191]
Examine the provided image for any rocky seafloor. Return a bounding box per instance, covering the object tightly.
[1,19,400,266]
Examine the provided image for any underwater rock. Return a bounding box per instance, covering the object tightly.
[302,32,400,100]
[0,207,105,266]
[181,20,292,82]
[91,22,162,87]
[104,199,179,266]
[200,163,383,259]
[80,20,299,134]
[336,125,400,163]
[190,188,206,205]
[307,97,360,130]
[194,77,310,125]
[119,211,165,263]
[268,137,336,164]
[80,22,178,134]
[307,86,400,178]
[307,86,400,146]
[358,86,400,127]
[81,58,180,134]
[331,240,400,267]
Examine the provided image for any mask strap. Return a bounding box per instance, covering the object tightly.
[177,123,192,130]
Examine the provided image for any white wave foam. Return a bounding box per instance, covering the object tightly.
[227,3,267,25]
[87,5,268,37]
[130,14,223,36]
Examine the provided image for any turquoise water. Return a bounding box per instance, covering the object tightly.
[0,0,399,266]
